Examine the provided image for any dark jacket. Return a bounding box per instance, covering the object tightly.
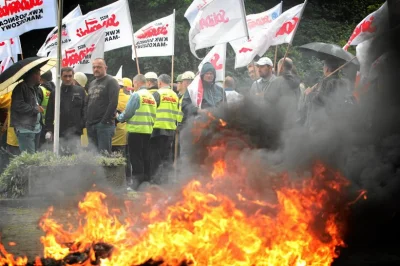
[45,84,86,137]
[10,82,41,131]
[85,74,119,126]
[182,62,226,124]
[264,71,300,104]
[41,81,55,92]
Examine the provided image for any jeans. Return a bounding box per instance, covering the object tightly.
[87,122,115,154]
[128,133,151,187]
[15,131,40,154]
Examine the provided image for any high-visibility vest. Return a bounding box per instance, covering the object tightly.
[153,88,179,130]
[40,86,51,120]
[148,88,158,94]
[126,89,157,134]
[177,94,184,123]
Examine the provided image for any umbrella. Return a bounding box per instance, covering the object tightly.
[298,42,359,65]
[0,57,57,96]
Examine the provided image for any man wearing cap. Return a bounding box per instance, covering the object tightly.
[145,72,158,94]
[177,71,195,125]
[250,57,276,96]
[74,72,88,89]
[176,74,183,95]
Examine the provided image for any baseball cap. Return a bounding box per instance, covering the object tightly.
[144,72,158,80]
[176,74,183,82]
[182,71,195,80]
[255,57,273,66]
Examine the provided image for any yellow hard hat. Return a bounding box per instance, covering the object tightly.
[122,77,132,87]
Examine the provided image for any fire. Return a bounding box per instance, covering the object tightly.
[1,158,356,266]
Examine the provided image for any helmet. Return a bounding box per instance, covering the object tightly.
[144,72,158,80]
[122,77,132,87]
[74,72,87,87]
[182,71,195,80]
[176,74,183,82]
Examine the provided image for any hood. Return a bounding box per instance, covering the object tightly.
[282,71,301,90]
[41,81,55,92]
[200,62,216,84]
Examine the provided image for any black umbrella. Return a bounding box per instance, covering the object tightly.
[0,57,56,96]
[298,42,359,65]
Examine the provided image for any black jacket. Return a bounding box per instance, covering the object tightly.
[10,82,42,131]
[45,84,86,137]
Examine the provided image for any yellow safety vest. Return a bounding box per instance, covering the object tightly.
[126,89,157,134]
[153,88,179,130]
[112,89,130,146]
[40,86,51,121]
[148,88,158,94]
[177,94,184,123]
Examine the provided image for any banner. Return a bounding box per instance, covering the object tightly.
[187,75,203,108]
[343,1,388,50]
[132,12,175,58]
[65,0,133,52]
[198,43,226,83]
[0,0,57,39]
[37,5,82,56]
[188,0,248,58]
[0,56,13,73]
[230,2,282,68]
[184,0,215,27]
[49,29,105,74]
[115,65,122,78]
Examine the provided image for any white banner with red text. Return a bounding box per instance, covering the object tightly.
[230,2,282,68]
[65,0,133,52]
[0,56,13,73]
[0,36,21,60]
[37,5,82,57]
[132,12,175,59]
[184,0,215,27]
[0,0,57,39]
[343,1,388,50]
[188,0,248,58]
[49,29,105,74]
[198,43,226,83]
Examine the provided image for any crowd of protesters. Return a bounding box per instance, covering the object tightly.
[0,54,355,190]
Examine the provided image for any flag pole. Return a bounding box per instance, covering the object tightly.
[278,0,308,74]
[170,9,176,88]
[53,0,63,155]
[273,45,278,72]
[126,0,140,74]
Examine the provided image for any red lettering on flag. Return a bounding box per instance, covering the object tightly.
[275,17,299,37]
[62,44,96,67]
[137,24,168,39]
[344,16,376,50]
[239,47,253,53]
[76,14,120,38]
[210,53,223,70]
[199,10,229,30]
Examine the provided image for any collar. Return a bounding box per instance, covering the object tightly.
[159,86,170,90]
[224,87,234,91]
[138,86,147,91]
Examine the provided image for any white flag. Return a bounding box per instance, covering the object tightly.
[0,57,13,74]
[66,0,133,52]
[188,0,248,58]
[49,29,106,74]
[184,0,215,27]
[115,65,122,78]
[343,2,388,50]
[37,5,82,57]
[0,0,57,39]
[198,43,226,83]
[230,2,282,68]
[133,12,175,58]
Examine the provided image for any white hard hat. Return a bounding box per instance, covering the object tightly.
[144,72,158,80]
[182,71,195,80]
[74,72,87,87]
[255,57,273,66]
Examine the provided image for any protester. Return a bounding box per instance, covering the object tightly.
[182,62,226,123]
[150,74,179,183]
[224,76,242,104]
[122,77,133,94]
[117,74,157,189]
[177,71,195,125]
[44,67,86,154]
[39,70,55,118]
[112,77,132,183]
[10,67,44,153]
[145,72,158,94]
[85,58,119,154]
[74,72,88,88]
[176,74,183,94]
[250,57,276,95]
[247,61,260,81]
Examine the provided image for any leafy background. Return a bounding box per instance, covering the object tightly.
[19,0,385,88]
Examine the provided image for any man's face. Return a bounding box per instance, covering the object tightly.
[177,81,182,93]
[92,59,107,78]
[258,65,272,79]
[61,71,74,86]
[203,71,214,83]
[247,65,259,81]
[181,79,192,91]
[32,70,41,85]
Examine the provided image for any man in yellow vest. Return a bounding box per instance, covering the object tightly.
[145,72,158,94]
[38,71,55,148]
[117,74,157,189]
[150,74,179,183]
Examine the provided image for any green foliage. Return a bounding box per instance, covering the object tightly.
[0,151,125,198]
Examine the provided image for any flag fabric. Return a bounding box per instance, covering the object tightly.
[0,0,57,39]
[37,5,82,57]
[0,57,13,74]
[65,0,133,52]
[184,0,215,27]
[187,75,203,108]
[132,12,175,59]
[343,2,388,51]
[115,65,122,78]
[230,2,282,68]
[0,37,20,60]
[49,29,106,74]
[198,43,226,83]
[188,0,248,58]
